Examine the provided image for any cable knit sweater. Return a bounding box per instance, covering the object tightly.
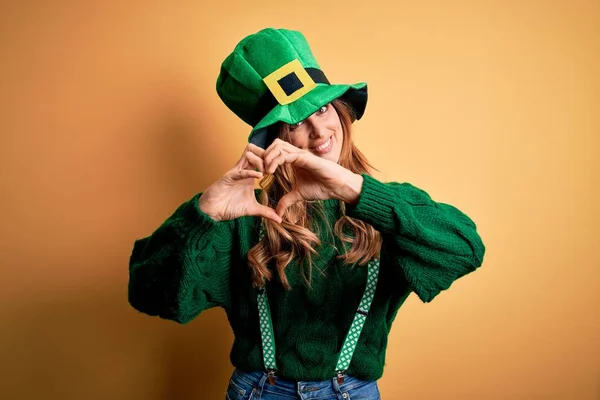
[128,174,485,381]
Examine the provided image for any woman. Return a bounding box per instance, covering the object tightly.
[128,28,486,400]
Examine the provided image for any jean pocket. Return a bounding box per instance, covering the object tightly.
[226,373,259,400]
[226,378,246,400]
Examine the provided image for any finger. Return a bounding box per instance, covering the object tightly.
[266,149,287,174]
[247,143,266,157]
[265,138,294,151]
[266,150,302,175]
[276,189,304,217]
[262,146,280,170]
[263,138,282,154]
[230,169,263,181]
[236,143,266,168]
[243,150,265,173]
[249,204,282,224]
[269,138,301,153]
[263,139,296,168]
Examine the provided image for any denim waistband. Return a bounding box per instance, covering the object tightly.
[232,368,375,398]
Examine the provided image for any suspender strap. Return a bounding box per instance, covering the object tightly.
[334,257,380,378]
[255,223,380,384]
[257,287,278,384]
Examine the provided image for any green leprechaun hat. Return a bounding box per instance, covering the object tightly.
[216,28,368,149]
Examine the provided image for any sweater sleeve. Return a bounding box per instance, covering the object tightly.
[345,174,486,303]
[128,193,234,323]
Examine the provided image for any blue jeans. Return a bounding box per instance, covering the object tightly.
[225,368,381,400]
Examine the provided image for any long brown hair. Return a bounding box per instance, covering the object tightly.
[247,98,382,290]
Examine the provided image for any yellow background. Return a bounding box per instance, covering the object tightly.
[1,1,598,399]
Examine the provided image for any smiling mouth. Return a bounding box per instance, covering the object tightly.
[311,137,332,153]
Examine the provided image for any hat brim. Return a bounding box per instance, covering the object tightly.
[248,82,367,149]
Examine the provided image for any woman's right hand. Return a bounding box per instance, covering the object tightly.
[198,143,282,223]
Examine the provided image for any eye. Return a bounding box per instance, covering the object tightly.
[317,104,329,114]
[290,120,304,131]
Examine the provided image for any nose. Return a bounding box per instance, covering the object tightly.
[308,119,328,138]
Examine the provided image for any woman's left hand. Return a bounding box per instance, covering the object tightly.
[261,139,364,217]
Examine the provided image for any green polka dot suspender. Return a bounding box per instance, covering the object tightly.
[256,223,381,385]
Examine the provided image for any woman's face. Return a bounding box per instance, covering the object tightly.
[286,103,344,163]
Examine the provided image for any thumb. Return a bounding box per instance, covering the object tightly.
[276,189,304,217]
[249,204,283,224]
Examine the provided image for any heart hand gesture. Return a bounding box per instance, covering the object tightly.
[199,139,363,222]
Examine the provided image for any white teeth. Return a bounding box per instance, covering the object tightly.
[316,138,331,151]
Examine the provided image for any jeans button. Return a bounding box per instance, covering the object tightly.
[342,393,348,398]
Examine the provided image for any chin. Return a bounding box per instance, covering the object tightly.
[326,151,342,164]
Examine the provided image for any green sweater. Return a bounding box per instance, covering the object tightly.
[128,174,485,381]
